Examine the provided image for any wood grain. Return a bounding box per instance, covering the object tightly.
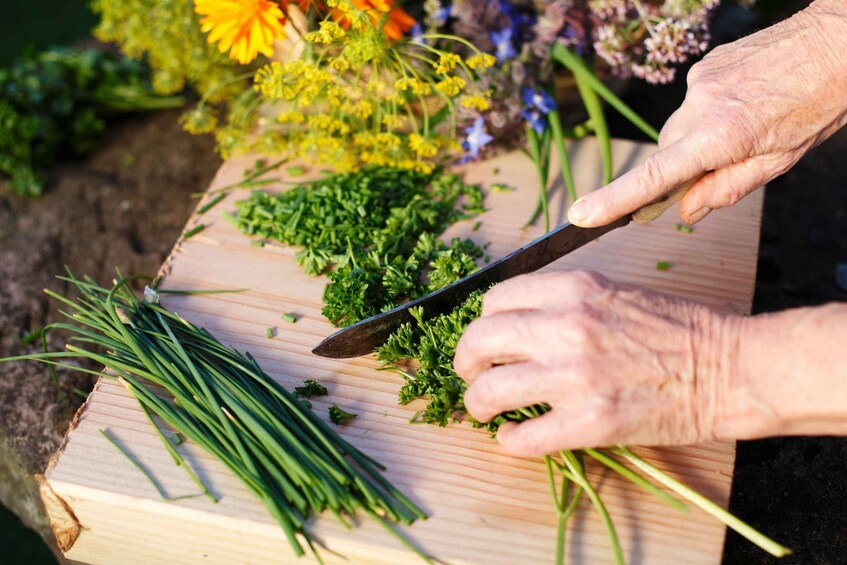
[43,137,763,564]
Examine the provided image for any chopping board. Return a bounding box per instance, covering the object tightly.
[40,137,763,564]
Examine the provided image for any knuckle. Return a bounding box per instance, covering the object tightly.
[564,269,606,294]
[636,155,667,196]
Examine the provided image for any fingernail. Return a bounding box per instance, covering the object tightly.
[568,199,591,223]
[688,207,712,224]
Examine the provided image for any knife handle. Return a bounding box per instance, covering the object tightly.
[631,179,695,224]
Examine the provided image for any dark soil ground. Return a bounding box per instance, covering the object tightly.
[2,2,845,564]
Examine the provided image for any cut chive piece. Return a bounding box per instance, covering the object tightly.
[281,313,298,324]
[266,327,274,339]
[287,165,306,177]
[472,221,482,232]
[675,223,694,234]
[656,261,671,271]
[198,193,227,215]
[251,240,266,248]
[183,224,206,239]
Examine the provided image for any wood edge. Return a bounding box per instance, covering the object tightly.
[39,379,107,554]
[37,475,82,553]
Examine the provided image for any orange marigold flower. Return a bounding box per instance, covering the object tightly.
[339,0,416,40]
[195,0,287,65]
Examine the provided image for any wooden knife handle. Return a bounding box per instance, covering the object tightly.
[631,179,695,224]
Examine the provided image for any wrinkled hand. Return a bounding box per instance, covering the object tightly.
[453,271,735,457]
[568,1,847,227]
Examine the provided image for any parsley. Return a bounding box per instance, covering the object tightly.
[329,404,357,425]
[234,166,487,326]
[294,379,328,398]
[378,291,549,431]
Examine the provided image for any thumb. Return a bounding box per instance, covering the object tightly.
[568,138,709,227]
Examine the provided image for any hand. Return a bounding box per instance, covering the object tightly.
[453,270,737,457]
[567,0,847,227]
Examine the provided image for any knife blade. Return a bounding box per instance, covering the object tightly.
[312,215,631,358]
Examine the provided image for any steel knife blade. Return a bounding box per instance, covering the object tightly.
[311,215,631,359]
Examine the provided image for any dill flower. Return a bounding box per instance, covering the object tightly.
[433,53,462,75]
[435,76,467,97]
[179,104,219,134]
[466,53,496,70]
[194,0,287,65]
[458,93,491,111]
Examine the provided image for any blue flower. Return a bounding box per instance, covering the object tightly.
[459,118,494,163]
[433,6,450,26]
[522,88,557,115]
[521,108,546,134]
[410,23,424,44]
[490,28,516,63]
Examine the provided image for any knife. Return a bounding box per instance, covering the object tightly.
[311,182,691,359]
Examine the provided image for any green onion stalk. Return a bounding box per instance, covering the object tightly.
[1,271,429,562]
[524,44,662,232]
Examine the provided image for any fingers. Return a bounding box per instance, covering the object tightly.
[453,312,536,383]
[481,270,609,317]
[678,157,776,223]
[567,136,713,228]
[463,363,559,423]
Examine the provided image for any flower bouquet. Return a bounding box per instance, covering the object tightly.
[92,0,748,229]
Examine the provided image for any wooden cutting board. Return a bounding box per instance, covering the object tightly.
[40,137,763,564]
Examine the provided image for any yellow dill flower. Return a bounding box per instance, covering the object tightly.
[466,53,496,70]
[376,132,402,147]
[433,53,462,75]
[194,0,286,65]
[458,93,491,111]
[329,56,350,71]
[255,61,312,99]
[179,104,218,134]
[352,99,374,119]
[381,114,404,129]
[408,133,439,158]
[435,76,467,96]
[277,111,305,124]
[394,77,432,96]
[305,20,347,44]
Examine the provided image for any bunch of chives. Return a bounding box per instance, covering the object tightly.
[1,272,427,561]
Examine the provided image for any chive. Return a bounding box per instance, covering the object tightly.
[183,224,206,239]
[1,272,427,561]
[197,192,227,215]
[490,183,514,192]
[472,221,481,232]
[20,328,43,346]
[251,240,266,248]
[287,166,306,177]
[266,327,274,339]
[492,167,500,175]
[171,432,185,445]
[656,261,671,271]
[281,313,298,324]
[675,223,694,234]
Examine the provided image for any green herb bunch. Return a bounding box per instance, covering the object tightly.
[232,166,486,326]
[377,293,791,564]
[1,272,427,560]
[0,47,184,196]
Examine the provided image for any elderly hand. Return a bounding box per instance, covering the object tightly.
[454,271,847,457]
[567,0,847,228]
[453,271,738,456]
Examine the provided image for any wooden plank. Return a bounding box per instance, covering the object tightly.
[43,137,763,564]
